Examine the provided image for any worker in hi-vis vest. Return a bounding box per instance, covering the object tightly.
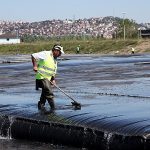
[31,45,64,110]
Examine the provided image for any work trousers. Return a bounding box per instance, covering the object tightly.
[36,79,54,105]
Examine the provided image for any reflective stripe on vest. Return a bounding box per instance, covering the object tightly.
[36,52,57,80]
[41,65,56,72]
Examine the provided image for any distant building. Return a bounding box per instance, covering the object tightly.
[0,33,20,44]
[140,29,150,38]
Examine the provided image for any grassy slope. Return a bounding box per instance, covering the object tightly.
[0,39,150,55]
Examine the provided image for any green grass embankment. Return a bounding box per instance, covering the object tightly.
[0,39,149,55]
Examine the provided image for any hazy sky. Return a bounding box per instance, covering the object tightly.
[0,0,149,23]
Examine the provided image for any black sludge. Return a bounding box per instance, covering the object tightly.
[5,110,150,150]
[0,114,148,150]
[10,117,106,149]
[1,54,150,149]
[0,115,10,137]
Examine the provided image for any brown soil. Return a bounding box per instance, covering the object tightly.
[135,40,150,53]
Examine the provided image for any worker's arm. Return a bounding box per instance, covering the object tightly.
[31,55,38,72]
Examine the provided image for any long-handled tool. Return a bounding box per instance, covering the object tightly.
[37,71,81,109]
[50,81,81,109]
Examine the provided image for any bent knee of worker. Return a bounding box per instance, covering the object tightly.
[43,88,53,95]
[45,94,54,99]
[43,87,53,97]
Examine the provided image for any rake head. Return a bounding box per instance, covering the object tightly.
[71,101,81,110]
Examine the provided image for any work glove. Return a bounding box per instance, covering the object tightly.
[50,79,56,87]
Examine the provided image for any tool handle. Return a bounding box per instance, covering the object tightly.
[37,71,79,104]
[50,81,77,103]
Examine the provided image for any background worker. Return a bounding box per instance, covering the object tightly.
[131,47,135,54]
[76,45,80,54]
[31,45,64,110]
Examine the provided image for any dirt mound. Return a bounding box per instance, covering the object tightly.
[135,40,150,53]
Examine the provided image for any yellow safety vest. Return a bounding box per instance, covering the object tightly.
[36,52,57,80]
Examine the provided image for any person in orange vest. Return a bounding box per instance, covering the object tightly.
[31,45,64,110]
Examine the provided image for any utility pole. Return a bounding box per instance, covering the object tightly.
[122,12,126,40]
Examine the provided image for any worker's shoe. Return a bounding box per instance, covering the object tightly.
[38,101,45,110]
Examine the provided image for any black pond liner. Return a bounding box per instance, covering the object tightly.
[0,115,150,150]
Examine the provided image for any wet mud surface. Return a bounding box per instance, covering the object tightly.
[1,54,150,149]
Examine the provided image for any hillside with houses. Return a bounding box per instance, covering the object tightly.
[0,16,146,40]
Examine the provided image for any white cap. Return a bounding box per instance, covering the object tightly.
[53,45,64,54]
